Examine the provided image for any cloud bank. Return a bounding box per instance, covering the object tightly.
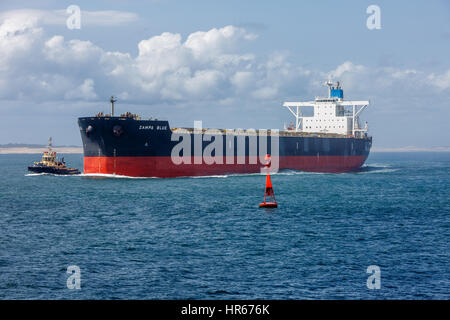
[0,9,450,113]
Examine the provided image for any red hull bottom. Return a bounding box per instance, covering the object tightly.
[83,156,368,178]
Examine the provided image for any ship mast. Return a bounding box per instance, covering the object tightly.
[48,137,52,153]
[110,96,117,116]
[325,80,333,97]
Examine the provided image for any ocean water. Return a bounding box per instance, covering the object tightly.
[0,152,449,300]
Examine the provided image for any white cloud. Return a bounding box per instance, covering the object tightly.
[137,32,189,79]
[328,61,365,79]
[251,86,278,100]
[231,71,254,90]
[391,69,418,79]
[428,70,450,90]
[79,10,138,26]
[65,79,97,100]
[184,25,257,59]
[44,36,103,65]
[0,14,42,72]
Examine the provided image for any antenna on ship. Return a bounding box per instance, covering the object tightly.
[48,137,52,153]
[325,80,334,98]
[110,96,117,116]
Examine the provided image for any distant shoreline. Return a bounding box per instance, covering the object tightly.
[0,147,83,154]
[371,147,450,152]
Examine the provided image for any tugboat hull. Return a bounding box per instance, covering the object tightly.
[27,166,80,175]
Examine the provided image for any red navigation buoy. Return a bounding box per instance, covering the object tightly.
[259,154,278,208]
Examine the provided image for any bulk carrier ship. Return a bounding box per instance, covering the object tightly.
[78,81,372,177]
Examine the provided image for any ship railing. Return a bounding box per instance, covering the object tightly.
[172,128,281,135]
[94,112,141,120]
[171,127,368,139]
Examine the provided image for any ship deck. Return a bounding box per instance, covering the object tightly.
[171,128,370,139]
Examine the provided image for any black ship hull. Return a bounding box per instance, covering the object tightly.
[78,117,372,177]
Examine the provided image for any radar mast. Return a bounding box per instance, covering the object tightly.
[110,96,117,116]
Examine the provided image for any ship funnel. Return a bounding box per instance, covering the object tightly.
[329,82,343,99]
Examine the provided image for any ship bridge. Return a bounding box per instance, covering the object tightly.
[283,81,370,137]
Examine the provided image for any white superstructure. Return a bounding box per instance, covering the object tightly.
[283,81,370,137]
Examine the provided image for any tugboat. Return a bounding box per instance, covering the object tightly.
[28,137,80,175]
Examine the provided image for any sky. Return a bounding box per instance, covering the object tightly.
[0,0,449,148]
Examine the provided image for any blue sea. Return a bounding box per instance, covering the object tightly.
[0,152,449,299]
